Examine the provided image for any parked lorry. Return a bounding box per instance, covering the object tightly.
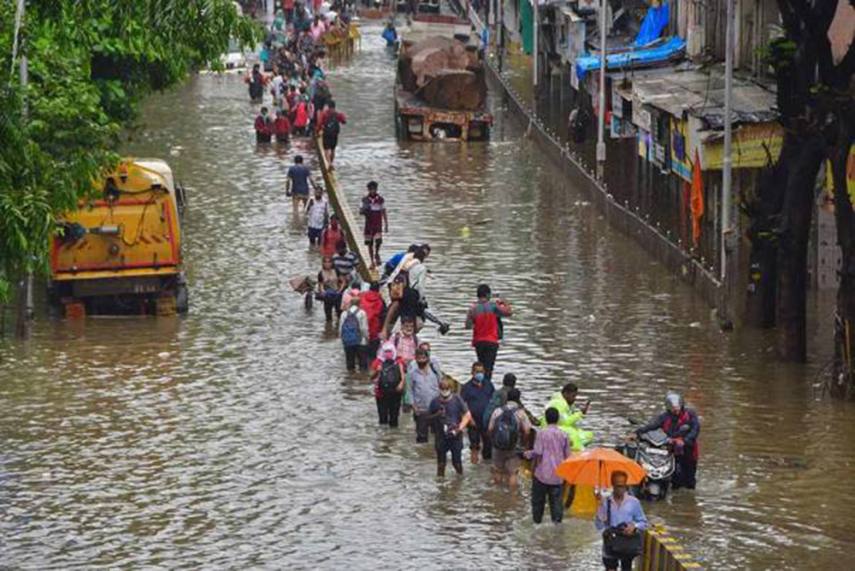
[395,20,492,141]
[49,159,188,316]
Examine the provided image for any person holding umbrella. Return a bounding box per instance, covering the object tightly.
[595,471,648,571]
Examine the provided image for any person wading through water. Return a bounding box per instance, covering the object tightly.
[465,284,512,380]
[370,342,405,428]
[488,388,532,489]
[525,407,571,524]
[286,154,315,211]
[319,100,347,167]
[428,379,472,477]
[404,347,441,443]
[320,214,344,258]
[254,106,273,143]
[460,362,495,464]
[246,63,265,101]
[305,185,329,247]
[360,181,388,268]
[595,471,647,571]
[340,295,368,372]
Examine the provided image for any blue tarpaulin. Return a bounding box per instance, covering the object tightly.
[634,2,670,47]
[575,36,686,80]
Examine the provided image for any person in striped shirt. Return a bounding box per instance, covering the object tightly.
[332,240,359,285]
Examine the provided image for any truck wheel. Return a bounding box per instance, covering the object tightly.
[176,183,188,216]
[175,283,189,314]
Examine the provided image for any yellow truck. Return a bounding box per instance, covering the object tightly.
[49,159,188,316]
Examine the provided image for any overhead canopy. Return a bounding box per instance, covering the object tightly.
[575,36,686,80]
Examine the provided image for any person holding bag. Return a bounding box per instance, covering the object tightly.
[595,471,647,571]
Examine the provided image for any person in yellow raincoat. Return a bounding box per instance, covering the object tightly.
[540,383,593,451]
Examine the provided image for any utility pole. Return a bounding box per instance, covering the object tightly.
[720,0,734,327]
[532,0,538,91]
[596,0,607,179]
[12,0,33,337]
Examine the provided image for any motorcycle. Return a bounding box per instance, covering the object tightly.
[618,427,675,501]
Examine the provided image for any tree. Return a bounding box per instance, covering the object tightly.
[742,0,853,368]
[0,0,259,335]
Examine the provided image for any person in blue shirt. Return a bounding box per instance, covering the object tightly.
[381,22,398,47]
[595,471,648,571]
[459,362,495,464]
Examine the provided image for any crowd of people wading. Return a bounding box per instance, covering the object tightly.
[243,8,701,570]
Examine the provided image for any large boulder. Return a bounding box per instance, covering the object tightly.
[398,35,486,110]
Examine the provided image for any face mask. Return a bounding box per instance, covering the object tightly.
[440,390,452,398]
[474,373,485,383]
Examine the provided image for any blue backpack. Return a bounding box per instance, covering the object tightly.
[341,312,361,347]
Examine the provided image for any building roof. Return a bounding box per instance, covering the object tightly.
[631,66,778,127]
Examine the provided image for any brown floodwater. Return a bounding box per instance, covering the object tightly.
[0,23,850,570]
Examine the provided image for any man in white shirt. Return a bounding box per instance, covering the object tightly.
[305,186,329,246]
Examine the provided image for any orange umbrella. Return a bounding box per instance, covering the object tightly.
[555,447,646,488]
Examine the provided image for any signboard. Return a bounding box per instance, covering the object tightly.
[612,82,624,118]
[702,123,783,169]
[670,117,692,182]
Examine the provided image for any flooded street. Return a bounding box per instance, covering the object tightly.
[1,24,852,569]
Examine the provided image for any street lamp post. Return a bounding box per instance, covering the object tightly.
[596,0,607,179]
[720,0,734,327]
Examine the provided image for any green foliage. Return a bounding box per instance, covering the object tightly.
[0,0,261,303]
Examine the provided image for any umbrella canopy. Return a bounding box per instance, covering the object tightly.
[555,447,646,488]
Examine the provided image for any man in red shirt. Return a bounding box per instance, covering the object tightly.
[360,181,387,267]
[273,109,291,143]
[464,284,512,380]
[318,100,347,167]
[254,106,272,143]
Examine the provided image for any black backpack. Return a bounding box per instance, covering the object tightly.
[323,112,341,137]
[492,405,520,450]
[379,361,401,394]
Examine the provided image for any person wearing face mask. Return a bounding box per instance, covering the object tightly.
[404,347,441,443]
[460,362,495,464]
[427,379,472,477]
[370,342,405,428]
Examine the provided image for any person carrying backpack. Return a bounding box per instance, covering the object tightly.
[319,100,347,167]
[487,388,532,489]
[370,342,405,427]
[340,295,368,372]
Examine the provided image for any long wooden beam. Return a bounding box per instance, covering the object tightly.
[313,135,378,283]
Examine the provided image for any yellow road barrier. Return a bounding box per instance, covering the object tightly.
[641,525,703,570]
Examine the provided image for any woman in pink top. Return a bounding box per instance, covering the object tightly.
[309,16,325,41]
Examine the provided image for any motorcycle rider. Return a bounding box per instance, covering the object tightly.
[633,392,700,490]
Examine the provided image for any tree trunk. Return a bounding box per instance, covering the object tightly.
[830,122,854,397]
[14,279,30,339]
[743,137,798,328]
[775,134,825,361]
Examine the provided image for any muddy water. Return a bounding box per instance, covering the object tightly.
[0,24,851,570]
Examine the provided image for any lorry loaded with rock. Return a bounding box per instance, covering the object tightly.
[395,21,492,141]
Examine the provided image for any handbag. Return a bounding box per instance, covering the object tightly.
[602,499,643,558]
